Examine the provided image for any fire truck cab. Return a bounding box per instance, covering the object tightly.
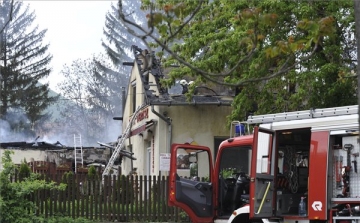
[168,105,360,223]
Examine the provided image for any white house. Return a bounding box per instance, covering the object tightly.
[117,46,235,176]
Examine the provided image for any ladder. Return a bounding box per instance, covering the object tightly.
[102,104,146,179]
[247,105,358,124]
[74,134,83,172]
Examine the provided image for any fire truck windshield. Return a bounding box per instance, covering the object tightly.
[219,146,251,176]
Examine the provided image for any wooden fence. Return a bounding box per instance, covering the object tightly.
[12,173,189,222]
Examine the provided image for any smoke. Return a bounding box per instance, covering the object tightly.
[0,119,12,141]
[0,109,122,147]
[104,117,122,143]
[41,134,70,146]
[0,119,33,142]
[0,111,36,142]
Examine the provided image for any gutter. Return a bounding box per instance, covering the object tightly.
[149,101,231,106]
[121,87,126,114]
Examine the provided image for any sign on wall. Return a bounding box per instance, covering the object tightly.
[159,153,170,171]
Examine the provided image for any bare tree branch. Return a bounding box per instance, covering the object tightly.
[118,0,204,52]
[118,0,154,40]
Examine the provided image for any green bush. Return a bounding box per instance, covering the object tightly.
[87,166,97,179]
[18,158,31,180]
[62,170,74,183]
[0,150,67,223]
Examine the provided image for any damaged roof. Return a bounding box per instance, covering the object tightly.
[149,94,233,106]
[130,45,234,107]
[0,141,65,149]
[0,141,106,150]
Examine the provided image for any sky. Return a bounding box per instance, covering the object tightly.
[26,1,116,92]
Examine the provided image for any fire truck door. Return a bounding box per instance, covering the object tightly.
[168,143,214,223]
[250,126,276,218]
[307,131,329,220]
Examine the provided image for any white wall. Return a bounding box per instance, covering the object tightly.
[125,104,232,176]
[0,149,46,170]
[169,105,231,148]
[121,60,233,176]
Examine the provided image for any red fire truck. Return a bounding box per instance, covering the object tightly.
[168,105,360,223]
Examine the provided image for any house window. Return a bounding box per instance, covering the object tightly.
[132,82,136,113]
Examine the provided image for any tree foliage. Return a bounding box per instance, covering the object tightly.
[101,1,144,65]
[118,0,356,120]
[18,158,30,180]
[56,55,126,145]
[55,1,146,145]
[0,150,66,223]
[97,0,145,116]
[0,0,57,137]
[96,2,133,118]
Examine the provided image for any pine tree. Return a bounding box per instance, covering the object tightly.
[55,2,145,145]
[102,1,145,63]
[88,1,144,141]
[0,0,57,138]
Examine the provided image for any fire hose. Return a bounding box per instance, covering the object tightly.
[285,146,299,194]
[341,144,353,197]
